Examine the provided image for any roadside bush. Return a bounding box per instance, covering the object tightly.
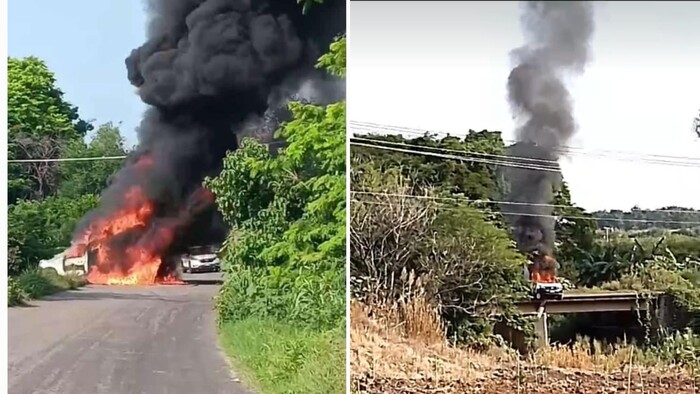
[350,170,529,343]
[207,99,346,331]
[643,328,700,369]
[216,263,345,330]
[15,269,85,300]
[8,277,25,306]
[8,194,99,275]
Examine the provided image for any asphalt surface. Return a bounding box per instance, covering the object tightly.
[8,272,253,394]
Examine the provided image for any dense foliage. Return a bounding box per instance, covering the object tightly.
[58,122,128,198]
[351,131,508,201]
[350,132,700,356]
[8,194,99,275]
[350,168,528,343]
[7,56,127,282]
[8,57,93,203]
[350,134,532,343]
[207,35,346,332]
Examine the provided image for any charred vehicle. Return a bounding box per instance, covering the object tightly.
[39,247,185,284]
[525,250,563,300]
[39,252,89,276]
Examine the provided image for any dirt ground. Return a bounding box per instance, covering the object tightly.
[353,368,699,394]
[351,302,699,394]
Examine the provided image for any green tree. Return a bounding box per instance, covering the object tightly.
[8,56,92,202]
[552,181,597,281]
[58,122,128,198]
[206,35,347,330]
[350,170,528,342]
[351,130,508,201]
[8,194,99,275]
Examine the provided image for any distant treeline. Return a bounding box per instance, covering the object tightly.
[592,207,700,231]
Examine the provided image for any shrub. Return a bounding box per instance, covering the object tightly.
[207,100,346,331]
[8,194,99,275]
[350,170,529,343]
[8,277,25,306]
[14,269,84,300]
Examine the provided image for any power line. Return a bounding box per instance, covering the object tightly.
[351,198,700,226]
[350,120,700,165]
[351,191,700,215]
[352,136,562,167]
[8,155,128,163]
[351,132,700,169]
[351,120,700,161]
[351,124,700,168]
[351,141,566,173]
[353,135,700,169]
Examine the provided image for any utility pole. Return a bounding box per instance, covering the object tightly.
[604,226,612,243]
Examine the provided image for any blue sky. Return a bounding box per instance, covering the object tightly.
[9,0,147,146]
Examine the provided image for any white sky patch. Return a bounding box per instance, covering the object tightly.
[348,1,700,211]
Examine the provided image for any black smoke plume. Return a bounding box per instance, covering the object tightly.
[502,1,594,256]
[73,0,345,266]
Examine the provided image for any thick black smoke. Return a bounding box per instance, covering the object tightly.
[502,1,594,255]
[74,0,345,258]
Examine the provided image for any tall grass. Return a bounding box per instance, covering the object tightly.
[351,278,700,390]
[219,317,345,394]
[8,268,85,306]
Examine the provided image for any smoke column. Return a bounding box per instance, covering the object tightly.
[503,1,594,255]
[70,0,345,282]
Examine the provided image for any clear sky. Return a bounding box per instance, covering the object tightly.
[349,1,700,211]
[8,0,147,146]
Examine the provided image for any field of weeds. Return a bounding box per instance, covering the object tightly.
[350,300,700,394]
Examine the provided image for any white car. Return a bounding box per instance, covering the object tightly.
[39,251,89,276]
[181,246,221,273]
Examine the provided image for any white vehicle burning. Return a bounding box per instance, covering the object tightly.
[39,251,89,276]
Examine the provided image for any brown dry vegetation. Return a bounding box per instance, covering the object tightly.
[350,299,700,394]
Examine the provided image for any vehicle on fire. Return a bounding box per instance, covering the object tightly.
[525,251,565,301]
[531,282,564,300]
[181,245,221,273]
[39,251,89,276]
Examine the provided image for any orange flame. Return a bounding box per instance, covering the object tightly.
[69,156,191,286]
[69,161,215,286]
[529,254,558,284]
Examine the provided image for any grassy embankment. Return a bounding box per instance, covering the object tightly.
[8,269,85,306]
[219,318,345,394]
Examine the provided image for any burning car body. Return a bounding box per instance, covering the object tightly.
[53,0,344,286]
[501,2,594,300]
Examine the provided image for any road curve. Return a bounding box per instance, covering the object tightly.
[8,276,252,394]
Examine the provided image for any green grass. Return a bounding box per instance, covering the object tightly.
[219,317,345,394]
[8,268,86,306]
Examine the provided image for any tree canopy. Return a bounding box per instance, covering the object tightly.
[207,35,347,331]
[8,57,94,203]
[7,56,127,275]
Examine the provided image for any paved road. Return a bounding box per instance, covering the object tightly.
[8,273,251,394]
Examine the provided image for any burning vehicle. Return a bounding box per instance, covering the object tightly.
[39,252,89,276]
[527,250,563,300]
[501,2,594,301]
[57,0,344,286]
